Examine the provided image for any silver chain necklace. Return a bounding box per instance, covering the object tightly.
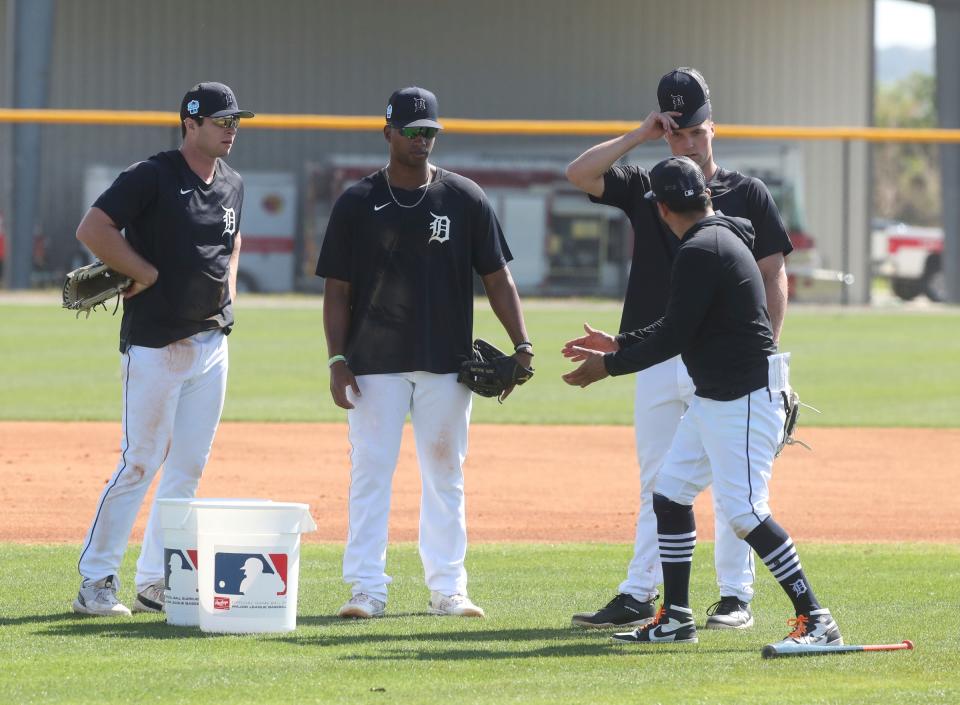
[382,166,434,209]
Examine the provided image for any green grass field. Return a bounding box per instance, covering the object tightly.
[1,542,956,705]
[3,297,958,704]
[1,298,959,425]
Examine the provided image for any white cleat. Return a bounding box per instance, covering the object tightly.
[72,575,132,617]
[338,593,386,619]
[131,580,166,614]
[428,591,485,617]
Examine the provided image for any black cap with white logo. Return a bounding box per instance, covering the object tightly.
[657,67,711,128]
[180,82,255,121]
[643,156,708,208]
[385,86,443,129]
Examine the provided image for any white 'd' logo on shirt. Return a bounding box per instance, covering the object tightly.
[221,206,237,239]
[428,212,450,244]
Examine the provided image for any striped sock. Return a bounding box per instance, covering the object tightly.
[745,517,820,615]
[653,493,696,609]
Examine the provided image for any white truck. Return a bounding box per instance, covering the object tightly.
[871,220,945,302]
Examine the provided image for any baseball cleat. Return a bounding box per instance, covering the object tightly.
[338,593,386,619]
[777,608,843,646]
[428,592,485,617]
[572,592,658,629]
[611,604,698,644]
[704,596,754,630]
[72,575,132,617]
[131,580,166,614]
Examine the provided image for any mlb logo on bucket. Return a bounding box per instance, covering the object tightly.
[214,552,288,599]
[214,596,231,610]
[164,548,198,590]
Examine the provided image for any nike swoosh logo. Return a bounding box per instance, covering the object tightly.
[374,202,391,211]
[180,189,194,195]
[649,620,689,638]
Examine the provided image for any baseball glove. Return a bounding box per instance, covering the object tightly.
[776,389,814,456]
[457,338,534,402]
[62,260,132,318]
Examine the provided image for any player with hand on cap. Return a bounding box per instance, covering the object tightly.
[564,67,794,632]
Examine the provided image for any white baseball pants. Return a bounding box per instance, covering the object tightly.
[655,353,791,538]
[77,329,228,592]
[620,355,756,603]
[343,372,472,603]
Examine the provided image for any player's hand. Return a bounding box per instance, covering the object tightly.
[122,269,158,299]
[499,351,534,401]
[562,323,618,361]
[637,110,681,141]
[330,361,360,409]
[561,347,610,388]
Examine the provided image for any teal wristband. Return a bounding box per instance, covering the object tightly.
[327,354,347,368]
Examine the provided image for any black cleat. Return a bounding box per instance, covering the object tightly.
[704,595,754,630]
[571,593,658,629]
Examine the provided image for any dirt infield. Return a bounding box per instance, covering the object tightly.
[1,422,957,544]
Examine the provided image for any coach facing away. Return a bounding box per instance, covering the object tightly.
[563,156,843,650]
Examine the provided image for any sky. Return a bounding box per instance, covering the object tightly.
[875,0,935,49]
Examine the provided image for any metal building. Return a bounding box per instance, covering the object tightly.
[2,0,873,299]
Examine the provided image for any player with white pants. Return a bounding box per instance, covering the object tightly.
[317,87,533,619]
[566,67,792,630]
[72,82,252,616]
[565,155,842,649]
[621,356,753,604]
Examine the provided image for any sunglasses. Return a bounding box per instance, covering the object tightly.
[207,116,241,129]
[398,126,438,140]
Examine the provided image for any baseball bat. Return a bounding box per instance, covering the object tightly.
[761,640,914,659]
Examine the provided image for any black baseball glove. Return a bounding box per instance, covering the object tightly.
[457,338,534,402]
[62,260,132,318]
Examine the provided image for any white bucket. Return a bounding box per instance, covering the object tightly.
[195,500,317,634]
[158,498,275,627]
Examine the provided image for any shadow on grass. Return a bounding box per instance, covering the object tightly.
[33,614,221,639]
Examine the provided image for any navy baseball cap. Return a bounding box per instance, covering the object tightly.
[657,68,711,128]
[385,87,443,129]
[644,156,708,207]
[180,82,254,121]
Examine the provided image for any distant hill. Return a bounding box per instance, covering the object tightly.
[876,45,934,84]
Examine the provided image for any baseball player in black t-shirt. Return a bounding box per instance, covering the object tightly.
[72,83,253,617]
[563,156,842,649]
[565,68,793,630]
[316,87,533,620]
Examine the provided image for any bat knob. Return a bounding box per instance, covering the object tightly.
[761,644,777,659]
[903,640,915,650]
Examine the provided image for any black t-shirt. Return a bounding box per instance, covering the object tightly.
[591,165,793,332]
[605,215,777,401]
[94,150,244,352]
[315,168,512,375]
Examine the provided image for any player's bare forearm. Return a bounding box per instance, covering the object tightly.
[76,207,158,289]
[322,278,358,408]
[481,266,529,350]
[322,278,352,357]
[228,232,241,302]
[758,253,788,343]
[565,112,680,197]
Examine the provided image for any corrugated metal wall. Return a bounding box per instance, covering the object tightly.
[3,0,871,298]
